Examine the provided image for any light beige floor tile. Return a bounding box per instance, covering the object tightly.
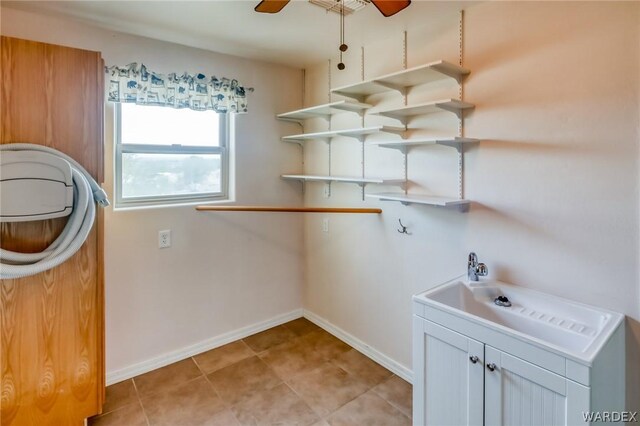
[134,358,202,399]
[231,383,318,426]
[243,325,296,352]
[288,363,369,417]
[331,349,393,388]
[88,402,147,426]
[283,318,320,337]
[102,379,139,414]
[193,340,254,374]
[372,375,413,418]
[326,391,411,426]
[258,336,327,381]
[208,356,281,405]
[298,330,351,361]
[141,376,226,426]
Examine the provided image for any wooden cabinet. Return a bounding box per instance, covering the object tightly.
[0,36,105,426]
[414,316,596,426]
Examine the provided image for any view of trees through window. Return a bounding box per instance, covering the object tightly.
[121,153,221,198]
[118,103,226,204]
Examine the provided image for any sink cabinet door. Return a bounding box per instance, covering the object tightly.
[484,346,590,426]
[413,317,484,426]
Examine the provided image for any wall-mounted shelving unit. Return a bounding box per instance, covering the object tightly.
[331,60,470,101]
[366,192,470,209]
[275,28,479,207]
[282,125,406,144]
[282,174,405,190]
[373,99,474,123]
[369,137,479,152]
[276,100,371,121]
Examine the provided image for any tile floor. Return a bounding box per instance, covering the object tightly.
[89,318,412,426]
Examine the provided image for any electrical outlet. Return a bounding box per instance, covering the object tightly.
[322,218,330,233]
[158,230,171,248]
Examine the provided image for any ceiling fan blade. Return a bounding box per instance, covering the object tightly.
[255,0,290,13]
[370,0,411,17]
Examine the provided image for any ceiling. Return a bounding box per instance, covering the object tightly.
[2,0,475,68]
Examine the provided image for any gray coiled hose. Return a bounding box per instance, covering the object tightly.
[0,143,109,279]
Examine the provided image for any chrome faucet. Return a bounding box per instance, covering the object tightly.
[468,252,488,282]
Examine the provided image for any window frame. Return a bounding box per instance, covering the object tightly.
[114,103,229,208]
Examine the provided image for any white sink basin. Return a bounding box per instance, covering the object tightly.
[414,277,624,363]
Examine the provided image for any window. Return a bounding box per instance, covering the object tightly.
[115,103,229,207]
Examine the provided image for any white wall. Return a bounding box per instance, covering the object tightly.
[3,1,639,410]
[302,2,640,409]
[0,7,305,380]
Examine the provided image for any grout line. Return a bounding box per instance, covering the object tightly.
[191,356,206,376]
[130,379,151,426]
[369,375,412,420]
[283,380,323,420]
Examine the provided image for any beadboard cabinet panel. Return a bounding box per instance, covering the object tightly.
[0,36,105,426]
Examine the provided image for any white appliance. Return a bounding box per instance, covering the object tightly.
[1,150,74,222]
[0,143,109,279]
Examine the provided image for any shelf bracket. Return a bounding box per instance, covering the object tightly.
[381,126,409,139]
[378,113,408,127]
[438,141,463,151]
[332,91,367,103]
[373,80,406,96]
[276,117,305,125]
[357,182,367,201]
[437,104,465,120]
[432,65,468,84]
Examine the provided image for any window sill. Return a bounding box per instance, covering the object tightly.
[112,197,235,212]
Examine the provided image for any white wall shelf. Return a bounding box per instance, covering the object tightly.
[282,174,405,187]
[373,99,475,124]
[282,125,406,143]
[331,60,470,101]
[369,136,479,151]
[276,100,371,121]
[366,192,469,208]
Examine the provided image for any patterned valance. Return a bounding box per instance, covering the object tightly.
[105,63,252,113]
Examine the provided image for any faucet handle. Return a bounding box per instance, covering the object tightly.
[468,252,478,265]
[476,263,488,277]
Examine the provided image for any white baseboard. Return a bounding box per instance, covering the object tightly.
[303,309,413,384]
[106,308,303,386]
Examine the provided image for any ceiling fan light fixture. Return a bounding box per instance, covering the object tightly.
[308,0,367,15]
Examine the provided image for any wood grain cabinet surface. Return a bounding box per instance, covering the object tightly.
[1,36,105,426]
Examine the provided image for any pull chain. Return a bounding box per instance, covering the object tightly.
[337,0,347,70]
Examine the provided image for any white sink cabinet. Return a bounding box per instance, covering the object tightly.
[412,277,625,426]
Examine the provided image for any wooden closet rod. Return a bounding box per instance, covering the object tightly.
[196,206,382,214]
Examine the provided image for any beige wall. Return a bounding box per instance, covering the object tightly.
[0,7,305,381]
[302,1,640,409]
[3,0,639,410]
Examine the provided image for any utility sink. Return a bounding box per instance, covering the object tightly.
[414,277,624,364]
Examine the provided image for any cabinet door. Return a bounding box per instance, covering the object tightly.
[484,346,590,426]
[1,37,105,425]
[413,317,484,426]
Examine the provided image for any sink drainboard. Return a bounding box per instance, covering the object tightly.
[514,306,598,337]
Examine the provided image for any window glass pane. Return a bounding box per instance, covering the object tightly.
[121,153,221,199]
[121,103,220,147]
